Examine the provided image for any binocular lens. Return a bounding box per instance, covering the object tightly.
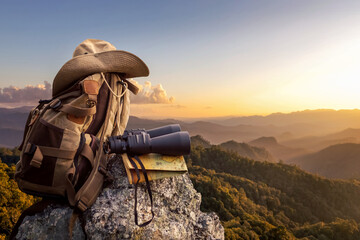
[150,131,190,156]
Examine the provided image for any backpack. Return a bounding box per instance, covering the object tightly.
[15,72,137,211]
[9,39,150,239]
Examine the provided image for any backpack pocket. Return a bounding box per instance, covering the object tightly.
[20,118,71,185]
[16,114,80,198]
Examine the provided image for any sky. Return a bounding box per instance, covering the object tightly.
[1,0,360,118]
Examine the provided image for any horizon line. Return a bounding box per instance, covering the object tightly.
[1,105,360,120]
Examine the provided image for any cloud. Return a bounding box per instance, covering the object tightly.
[130,80,175,104]
[0,81,51,106]
[163,104,186,109]
[0,79,174,107]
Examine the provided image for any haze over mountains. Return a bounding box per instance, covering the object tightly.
[289,143,360,179]
[191,135,277,163]
[281,128,360,152]
[214,109,360,130]
[128,109,360,143]
[3,106,360,238]
[2,107,360,146]
[248,136,307,161]
[2,107,360,181]
[0,107,31,147]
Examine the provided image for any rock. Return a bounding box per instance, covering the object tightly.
[15,206,85,240]
[16,155,224,240]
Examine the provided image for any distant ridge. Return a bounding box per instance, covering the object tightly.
[1,107,360,149]
[216,109,360,126]
[212,109,360,138]
[190,135,276,162]
[249,136,307,161]
[249,136,278,146]
[281,128,360,152]
[190,135,211,148]
[187,144,360,239]
[219,140,276,162]
[289,143,360,179]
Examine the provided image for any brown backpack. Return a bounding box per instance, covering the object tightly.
[14,39,149,214]
[15,72,138,211]
[10,40,150,239]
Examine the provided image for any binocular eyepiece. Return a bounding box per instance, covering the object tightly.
[105,124,191,156]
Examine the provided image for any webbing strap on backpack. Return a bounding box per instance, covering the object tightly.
[72,73,122,211]
[128,155,154,227]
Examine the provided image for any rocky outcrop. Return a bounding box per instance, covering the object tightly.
[15,155,224,240]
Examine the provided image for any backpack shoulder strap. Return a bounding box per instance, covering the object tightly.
[73,73,127,211]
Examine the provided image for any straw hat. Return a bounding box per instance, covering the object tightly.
[52,39,149,97]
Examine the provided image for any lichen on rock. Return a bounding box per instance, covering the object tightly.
[15,155,224,240]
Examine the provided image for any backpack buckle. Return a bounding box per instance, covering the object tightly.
[50,99,62,109]
[98,166,114,183]
[86,99,96,108]
[29,109,40,126]
[24,143,37,155]
[76,199,87,212]
[24,143,44,168]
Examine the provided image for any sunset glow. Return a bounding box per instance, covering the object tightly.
[1,1,360,118]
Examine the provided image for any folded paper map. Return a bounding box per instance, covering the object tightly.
[122,153,188,184]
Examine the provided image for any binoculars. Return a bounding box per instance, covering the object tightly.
[105,124,191,156]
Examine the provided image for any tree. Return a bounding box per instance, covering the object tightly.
[0,160,38,238]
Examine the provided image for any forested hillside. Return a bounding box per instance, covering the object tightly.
[249,136,307,161]
[0,148,20,166]
[2,143,360,239]
[186,144,360,239]
[191,135,276,162]
[289,143,360,179]
[220,140,276,162]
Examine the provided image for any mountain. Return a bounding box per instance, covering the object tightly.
[0,108,295,146]
[209,109,360,140]
[248,136,307,161]
[2,107,360,148]
[216,109,360,127]
[276,131,294,142]
[132,109,360,144]
[186,145,360,239]
[125,118,284,144]
[126,116,180,130]
[191,136,276,162]
[0,108,287,146]
[0,128,24,148]
[219,140,276,162]
[289,143,360,179]
[179,121,287,144]
[190,135,211,148]
[326,128,360,139]
[281,128,360,152]
[0,107,30,129]
[0,107,29,147]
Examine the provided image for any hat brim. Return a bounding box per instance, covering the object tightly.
[53,50,149,97]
